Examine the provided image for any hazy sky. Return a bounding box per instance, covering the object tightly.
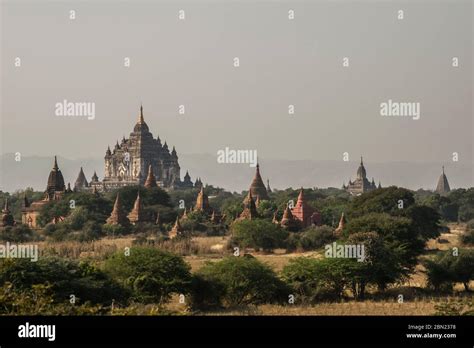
[1,0,472,168]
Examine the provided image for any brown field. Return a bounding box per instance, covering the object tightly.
[33,222,474,315]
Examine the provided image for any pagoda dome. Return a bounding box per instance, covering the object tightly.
[249,163,269,200]
[47,156,66,194]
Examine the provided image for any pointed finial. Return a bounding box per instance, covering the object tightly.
[53,156,58,170]
[360,156,363,165]
[138,104,144,124]
[442,166,445,174]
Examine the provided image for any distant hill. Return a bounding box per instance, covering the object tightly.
[0,153,472,193]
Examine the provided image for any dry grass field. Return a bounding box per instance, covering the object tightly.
[32,222,474,316]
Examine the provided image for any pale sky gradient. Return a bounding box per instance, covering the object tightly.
[1,0,472,169]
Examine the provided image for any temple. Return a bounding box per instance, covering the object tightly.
[195,187,211,213]
[344,157,379,195]
[169,217,184,239]
[290,188,321,228]
[435,166,451,195]
[127,191,145,225]
[1,199,15,227]
[74,105,200,192]
[22,156,66,228]
[106,193,130,226]
[248,163,270,201]
[238,191,259,220]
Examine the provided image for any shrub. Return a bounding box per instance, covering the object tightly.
[102,223,130,237]
[298,225,335,251]
[425,250,474,292]
[280,257,326,302]
[194,255,289,307]
[461,229,474,245]
[0,257,127,305]
[461,221,474,245]
[0,224,35,242]
[282,257,360,301]
[230,219,288,252]
[188,273,226,310]
[69,221,104,242]
[103,247,192,304]
[43,223,71,242]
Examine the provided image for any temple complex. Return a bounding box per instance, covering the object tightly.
[343,157,379,195]
[73,105,200,192]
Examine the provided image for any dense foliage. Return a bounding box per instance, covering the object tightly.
[103,247,192,304]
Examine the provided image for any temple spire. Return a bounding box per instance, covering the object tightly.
[436,166,451,194]
[249,162,269,200]
[144,164,158,188]
[106,193,129,226]
[169,216,184,239]
[239,191,258,220]
[138,104,144,124]
[53,156,58,170]
[128,191,144,224]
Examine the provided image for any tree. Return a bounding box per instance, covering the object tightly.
[230,219,288,252]
[256,200,278,219]
[345,213,426,269]
[282,257,357,300]
[298,225,336,251]
[195,255,288,307]
[0,224,34,242]
[347,232,407,292]
[348,187,415,219]
[37,199,71,227]
[280,257,326,302]
[0,257,127,305]
[103,247,191,304]
[425,250,474,292]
